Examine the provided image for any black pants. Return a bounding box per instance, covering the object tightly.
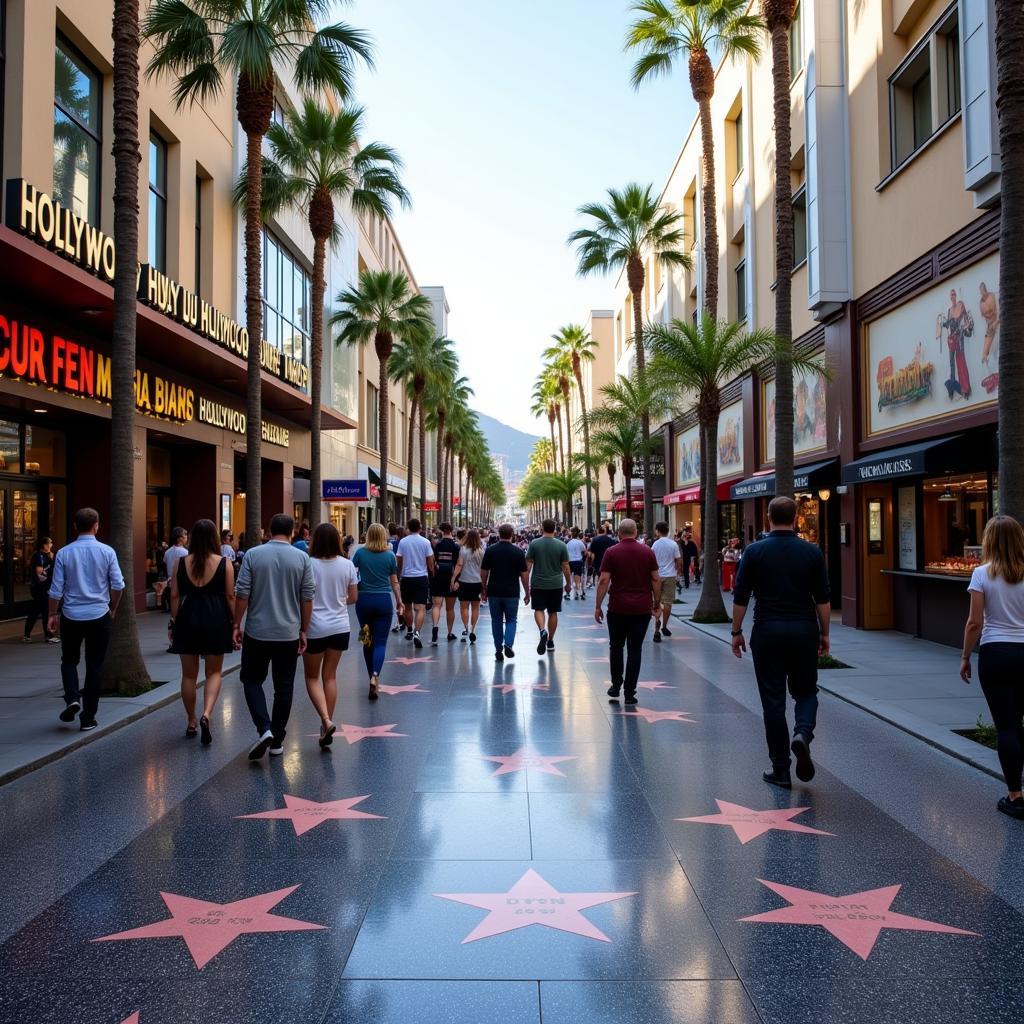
[682,557,701,586]
[60,614,112,720]
[240,635,299,740]
[25,590,53,638]
[750,623,819,770]
[608,612,651,695]
[978,642,1024,791]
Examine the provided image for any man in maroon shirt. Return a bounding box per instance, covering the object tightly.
[594,519,661,705]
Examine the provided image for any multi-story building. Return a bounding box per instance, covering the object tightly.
[598,0,1002,645]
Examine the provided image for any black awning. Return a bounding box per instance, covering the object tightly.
[731,459,837,500]
[841,436,964,484]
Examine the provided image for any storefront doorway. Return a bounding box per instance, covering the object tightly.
[0,483,40,609]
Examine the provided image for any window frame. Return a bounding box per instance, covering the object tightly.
[53,34,102,226]
[735,258,747,324]
[789,3,803,83]
[792,185,808,270]
[261,227,311,371]
[734,108,744,176]
[194,175,203,295]
[148,131,168,272]
[365,382,380,451]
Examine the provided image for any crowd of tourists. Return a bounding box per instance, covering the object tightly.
[32,498,1024,819]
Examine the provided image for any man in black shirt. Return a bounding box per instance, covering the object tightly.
[680,529,701,587]
[731,496,831,788]
[481,524,530,661]
[587,523,616,588]
[430,523,461,646]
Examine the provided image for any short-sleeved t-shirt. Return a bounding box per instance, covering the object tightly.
[396,533,434,577]
[968,564,1024,645]
[566,538,586,563]
[481,542,528,597]
[652,536,681,578]
[308,557,358,637]
[457,546,485,584]
[589,533,616,571]
[527,536,570,590]
[601,538,659,615]
[352,547,398,594]
[433,537,460,578]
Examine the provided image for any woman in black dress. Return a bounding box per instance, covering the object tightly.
[169,518,234,743]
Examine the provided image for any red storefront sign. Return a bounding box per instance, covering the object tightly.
[422,501,441,511]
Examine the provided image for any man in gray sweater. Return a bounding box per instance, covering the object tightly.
[233,513,315,760]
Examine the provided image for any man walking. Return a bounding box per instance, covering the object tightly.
[595,519,660,706]
[396,518,435,648]
[48,508,125,730]
[233,513,315,761]
[566,527,587,600]
[681,529,701,588]
[430,522,460,645]
[162,527,187,612]
[526,518,571,655]
[651,522,681,642]
[588,522,616,586]
[731,496,831,788]
[481,523,530,662]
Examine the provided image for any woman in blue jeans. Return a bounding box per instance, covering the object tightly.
[352,523,404,701]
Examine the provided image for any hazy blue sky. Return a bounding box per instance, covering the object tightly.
[343,0,697,434]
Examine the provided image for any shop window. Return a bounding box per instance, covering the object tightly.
[262,228,311,369]
[790,4,802,82]
[24,425,66,476]
[148,132,168,272]
[53,36,101,225]
[792,187,807,268]
[922,472,990,575]
[0,420,20,473]
[734,258,747,323]
[146,445,172,487]
[194,174,205,295]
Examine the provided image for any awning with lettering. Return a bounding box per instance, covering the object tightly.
[840,437,964,484]
[662,485,701,505]
[730,459,838,500]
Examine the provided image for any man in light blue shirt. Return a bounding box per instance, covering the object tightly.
[48,507,125,730]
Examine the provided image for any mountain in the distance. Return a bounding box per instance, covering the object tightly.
[473,411,541,474]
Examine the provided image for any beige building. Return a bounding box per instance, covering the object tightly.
[593,0,1001,644]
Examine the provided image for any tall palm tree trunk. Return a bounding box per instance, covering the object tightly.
[692,55,719,316]
[694,414,728,622]
[607,463,616,526]
[555,408,565,474]
[623,458,634,523]
[377,354,390,524]
[308,233,327,528]
[631,284,653,537]
[418,402,428,515]
[996,0,1024,521]
[105,0,150,694]
[768,11,796,498]
[405,392,418,519]
[436,416,446,513]
[575,369,594,528]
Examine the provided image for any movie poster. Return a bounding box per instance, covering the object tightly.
[717,401,743,480]
[674,424,700,489]
[763,357,827,463]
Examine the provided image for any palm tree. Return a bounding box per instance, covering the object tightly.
[330,270,434,522]
[626,0,762,317]
[242,100,409,528]
[647,314,823,622]
[996,0,1024,521]
[104,0,151,695]
[588,414,657,524]
[546,347,575,475]
[569,182,689,537]
[532,373,563,476]
[547,325,598,528]
[143,0,372,544]
[430,373,472,517]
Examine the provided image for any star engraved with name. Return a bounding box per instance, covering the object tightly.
[679,800,834,844]
[237,794,385,836]
[480,747,578,777]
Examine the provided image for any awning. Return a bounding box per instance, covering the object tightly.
[841,437,964,484]
[663,485,701,505]
[731,459,838,500]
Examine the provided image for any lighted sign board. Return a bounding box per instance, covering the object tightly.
[323,479,370,502]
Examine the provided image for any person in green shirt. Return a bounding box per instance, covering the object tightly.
[526,519,571,655]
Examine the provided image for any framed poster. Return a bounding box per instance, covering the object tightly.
[716,401,743,479]
[762,357,827,463]
[220,493,231,533]
[897,486,917,570]
[673,424,700,489]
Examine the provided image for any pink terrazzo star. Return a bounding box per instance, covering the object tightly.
[740,880,979,960]
[93,886,325,969]
[121,1014,140,1024]
[338,722,407,744]
[484,682,551,696]
[435,868,637,943]
[376,683,429,695]
[236,794,384,836]
[679,800,834,844]
[619,707,697,724]
[387,657,434,666]
[480,747,578,777]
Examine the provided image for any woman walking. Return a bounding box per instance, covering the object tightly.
[961,515,1024,819]
[24,537,58,643]
[352,523,404,700]
[304,523,357,747]
[168,518,234,744]
[452,528,484,644]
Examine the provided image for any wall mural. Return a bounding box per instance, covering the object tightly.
[866,253,999,437]
[717,401,743,480]
[763,358,827,463]
[674,424,700,489]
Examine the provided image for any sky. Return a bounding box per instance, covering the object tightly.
[342,0,697,434]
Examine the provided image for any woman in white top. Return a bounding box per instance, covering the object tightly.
[452,528,485,644]
[304,523,358,748]
[960,515,1024,819]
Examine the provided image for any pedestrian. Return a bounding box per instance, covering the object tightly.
[220,529,236,564]
[681,529,701,588]
[24,536,58,643]
[232,513,315,761]
[304,523,358,748]
[730,496,831,789]
[47,508,125,730]
[352,523,404,700]
[430,522,460,646]
[162,527,187,613]
[721,536,742,592]
[526,518,571,655]
[452,528,485,644]
[292,522,310,553]
[566,527,587,599]
[396,518,435,648]
[481,523,530,662]
[588,521,617,585]
[651,521,682,642]
[960,515,1024,819]
[168,518,234,744]
[595,519,660,705]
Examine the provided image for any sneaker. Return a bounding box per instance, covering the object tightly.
[462,628,468,637]
[606,684,621,702]
[623,692,638,705]
[503,645,515,659]
[200,715,212,746]
[469,632,476,645]
[79,718,99,731]
[413,632,423,649]
[997,796,1024,819]
[47,635,61,644]
[21,635,31,644]
[248,730,274,761]
[546,641,555,653]
[536,630,548,655]
[269,744,284,756]
[391,624,402,634]
[59,700,81,723]
[653,630,662,643]
[460,634,468,643]
[762,768,792,789]
[662,626,672,637]
[495,649,504,662]
[431,627,439,647]
[446,633,456,643]
[405,630,414,641]
[791,734,815,783]
[319,722,336,749]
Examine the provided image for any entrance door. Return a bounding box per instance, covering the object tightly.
[0,483,41,612]
[860,483,894,630]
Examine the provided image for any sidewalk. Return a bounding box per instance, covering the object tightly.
[0,611,240,785]
[672,583,1001,779]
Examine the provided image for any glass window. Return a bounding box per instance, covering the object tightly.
[734,109,744,175]
[366,383,380,450]
[25,425,66,476]
[262,228,311,376]
[735,259,747,323]
[792,187,807,267]
[922,472,990,574]
[789,4,802,81]
[195,175,203,295]
[0,420,21,473]
[53,38,101,225]
[148,133,167,271]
